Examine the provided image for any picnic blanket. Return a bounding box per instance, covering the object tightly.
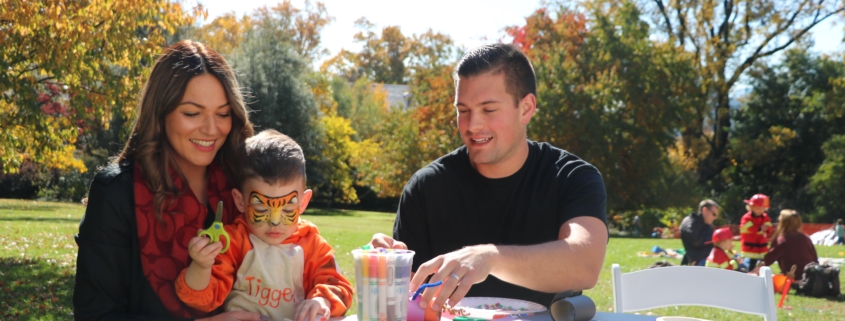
[810,229,838,246]
[819,257,845,268]
[637,246,683,260]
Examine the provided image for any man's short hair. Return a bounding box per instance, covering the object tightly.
[241,129,306,187]
[698,199,720,214]
[454,43,536,105]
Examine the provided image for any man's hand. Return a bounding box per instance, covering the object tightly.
[188,234,223,269]
[369,233,408,250]
[295,297,330,321]
[410,244,499,313]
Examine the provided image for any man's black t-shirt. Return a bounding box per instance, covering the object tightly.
[393,140,607,306]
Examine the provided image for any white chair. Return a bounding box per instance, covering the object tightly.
[611,263,778,321]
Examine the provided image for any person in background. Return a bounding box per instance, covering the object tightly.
[835,219,845,245]
[706,228,739,270]
[680,200,720,266]
[740,194,773,271]
[756,210,819,283]
[633,215,641,237]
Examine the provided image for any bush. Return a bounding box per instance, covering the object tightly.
[613,207,693,237]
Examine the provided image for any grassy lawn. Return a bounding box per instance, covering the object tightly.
[1,198,843,320]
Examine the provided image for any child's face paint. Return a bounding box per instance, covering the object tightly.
[248,191,300,226]
[234,177,313,245]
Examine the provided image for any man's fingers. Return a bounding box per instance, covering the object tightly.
[448,279,473,307]
[424,265,466,311]
[410,258,441,293]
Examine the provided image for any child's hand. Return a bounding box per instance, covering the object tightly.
[295,297,330,321]
[188,234,223,269]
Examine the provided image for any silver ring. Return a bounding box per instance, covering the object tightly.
[449,273,461,281]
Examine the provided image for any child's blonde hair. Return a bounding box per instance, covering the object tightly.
[772,209,802,241]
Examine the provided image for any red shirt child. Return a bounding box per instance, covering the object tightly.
[707,228,738,270]
[740,194,772,262]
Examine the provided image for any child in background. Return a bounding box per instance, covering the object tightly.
[176,130,353,321]
[835,219,845,245]
[740,194,773,271]
[706,228,739,270]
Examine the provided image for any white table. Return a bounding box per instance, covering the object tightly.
[333,311,658,321]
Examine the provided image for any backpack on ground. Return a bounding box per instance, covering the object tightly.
[797,262,840,298]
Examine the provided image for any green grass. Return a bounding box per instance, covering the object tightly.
[1,199,843,320]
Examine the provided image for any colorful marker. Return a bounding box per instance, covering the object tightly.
[387,255,396,321]
[361,252,371,321]
[369,253,380,321]
[354,253,365,321]
[378,254,388,321]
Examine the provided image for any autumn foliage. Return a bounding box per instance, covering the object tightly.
[1,0,199,173]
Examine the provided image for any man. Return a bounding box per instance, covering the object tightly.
[369,44,608,311]
[679,200,720,266]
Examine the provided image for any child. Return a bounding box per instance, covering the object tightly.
[706,227,738,270]
[175,130,353,321]
[739,194,773,271]
[836,219,845,245]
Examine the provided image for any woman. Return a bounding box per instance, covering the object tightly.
[74,40,264,321]
[759,209,819,282]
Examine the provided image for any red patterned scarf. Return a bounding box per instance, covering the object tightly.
[134,162,237,318]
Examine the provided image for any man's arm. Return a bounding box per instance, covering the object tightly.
[489,215,607,291]
[411,216,607,311]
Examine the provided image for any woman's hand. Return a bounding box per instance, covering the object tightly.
[188,234,223,269]
[295,297,330,321]
[197,311,269,321]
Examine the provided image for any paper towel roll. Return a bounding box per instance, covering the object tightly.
[549,294,596,321]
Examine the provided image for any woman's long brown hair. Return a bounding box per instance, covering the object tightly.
[116,40,254,220]
[772,209,802,241]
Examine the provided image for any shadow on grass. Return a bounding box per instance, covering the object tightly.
[0,217,81,223]
[0,257,75,320]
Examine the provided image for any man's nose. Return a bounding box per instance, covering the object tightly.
[466,112,484,132]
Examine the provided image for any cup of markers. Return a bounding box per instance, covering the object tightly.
[352,247,415,321]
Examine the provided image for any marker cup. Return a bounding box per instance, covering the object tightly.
[352,249,415,321]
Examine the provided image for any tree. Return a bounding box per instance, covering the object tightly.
[321,19,460,84]
[307,73,381,205]
[641,0,845,185]
[810,135,845,221]
[249,1,333,64]
[508,3,701,210]
[227,15,323,189]
[724,49,845,220]
[0,0,198,173]
[190,12,252,57]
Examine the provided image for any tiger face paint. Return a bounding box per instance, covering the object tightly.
[248,191,300,226]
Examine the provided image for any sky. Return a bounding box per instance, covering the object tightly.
[190,0,845,68]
